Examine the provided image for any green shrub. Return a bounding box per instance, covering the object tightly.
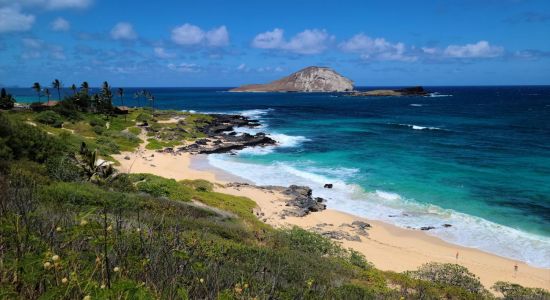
[35,110,64,128]
[92,124,105,135]
[130,173,194,202]
[493,281,550,300]
[89,117,107,127]
[45,155,84,182]
[136,112,151,123]
[0,113,65,162]
[407,262,486,294]
[97,136,120,154]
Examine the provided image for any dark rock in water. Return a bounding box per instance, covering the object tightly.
[420,226,436,231]
[324,183,333,189]
[347,86,429,97]
[442,224,452,228]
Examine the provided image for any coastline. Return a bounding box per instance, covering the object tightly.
[113,147,550,291]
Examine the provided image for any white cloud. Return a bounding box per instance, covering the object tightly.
[251,28,284,49]
[46,0,92,9]
[154,47,175,58]
[339,33,417,62]
[171,24,204,45]
[51,17,70,31]
[251,28,332,55]
[20,38,65,60]
[443,41,503,58]
[110,22,137,40]
[205,25,229,47]
[237,63,247,70]
[0,6,35,33]
[167,63,200,72]
[171,23,229,47]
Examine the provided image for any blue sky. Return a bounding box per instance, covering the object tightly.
[0,0,549,87]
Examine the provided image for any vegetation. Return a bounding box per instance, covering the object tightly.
[0,88,15,109]
[0,81,548,299]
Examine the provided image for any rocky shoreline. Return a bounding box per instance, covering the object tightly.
[157,114,276,155]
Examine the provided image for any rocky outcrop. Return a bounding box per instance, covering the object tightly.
[164,114,276,155]
[230,66,354,92]
[348,86,429,97]
[281,185,326,217]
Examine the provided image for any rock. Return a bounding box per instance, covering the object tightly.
[351,220,371,229]
[280,185,327,217]
[124,156,131,160]
[442,224,452,228]
[420,226,436,231]
[230,66,354,92]
[348,86,429,97]
[323,183,333,189]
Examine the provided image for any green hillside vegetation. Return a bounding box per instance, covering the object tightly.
[1,85,548,299]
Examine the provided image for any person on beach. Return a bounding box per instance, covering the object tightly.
[456,251,459,262]
[514,263,518,277]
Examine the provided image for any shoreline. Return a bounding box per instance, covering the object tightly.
[113,146,550,291]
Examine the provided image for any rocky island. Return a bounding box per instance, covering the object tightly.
[230,66,354,92]
[348,86,429,97]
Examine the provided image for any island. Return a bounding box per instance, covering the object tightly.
[230,66,354,92]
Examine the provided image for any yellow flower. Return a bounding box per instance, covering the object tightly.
[43,262,52,269]
[61,277,68,284]
[80,219,88,226]
[52,255,60,262]
[136,228,141,233]
[100,284,106,289]
[199,278,204,283]
[243,283,249,289]
[113,266,120,272]
[83,295,91,300]
[107,225,112,231]
[56,226,62,232]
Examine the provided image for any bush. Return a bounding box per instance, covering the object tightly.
[407,262,486,294]
[89,117,107,127]
[46,155,84,182]
[35,110,64,128]
[136,112,151,123]
[493,281,550,300]
[0,88,15,109]
[130,173,194,202]
[92,124,105,135]
[0,112,65,162]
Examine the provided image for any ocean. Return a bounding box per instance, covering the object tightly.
[9,86,550,268]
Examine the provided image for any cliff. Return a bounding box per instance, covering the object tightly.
[230,66,354,92]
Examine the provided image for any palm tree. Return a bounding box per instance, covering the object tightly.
[32,82,42,103]
[116,88,124,106]
[80,81,89,95]
[52,79,62,100]
[44,88,51,105]
[71,84,77,95]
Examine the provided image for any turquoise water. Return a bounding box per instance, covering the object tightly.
[8,86,550,267]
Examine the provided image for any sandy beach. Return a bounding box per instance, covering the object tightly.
[113,142,550,292]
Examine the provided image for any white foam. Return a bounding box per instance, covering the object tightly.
[429,92,453,98]
[397,123,443,131]
[410,103,423,107]
[206,155,550,268]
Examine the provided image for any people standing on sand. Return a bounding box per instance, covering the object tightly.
[456,251,459,263]
[514,263,518,277]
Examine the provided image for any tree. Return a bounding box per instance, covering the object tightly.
[44,88,51,105]
[32,82,42,103]
[52,79,62,100]
[0,88,15,109]
[80,81,89,95]
[116,88,124,106]
[71,84,77,95]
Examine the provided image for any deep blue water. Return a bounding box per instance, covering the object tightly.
[8,86,550,267]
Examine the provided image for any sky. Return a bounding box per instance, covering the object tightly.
[0,0,549,87]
